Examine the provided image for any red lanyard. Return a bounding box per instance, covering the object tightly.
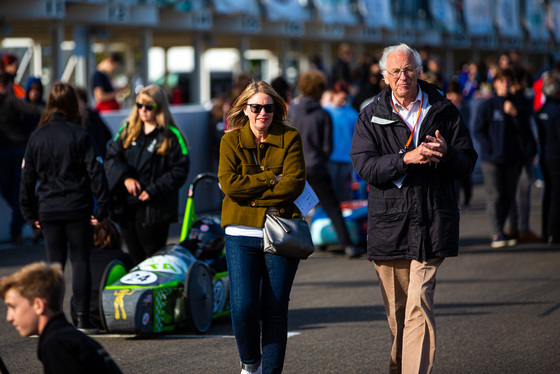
[391,92,424,149]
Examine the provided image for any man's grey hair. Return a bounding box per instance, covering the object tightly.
[379,43,423,76]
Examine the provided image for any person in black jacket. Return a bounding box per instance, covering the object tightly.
[76,86,112,159]
[535,71,560,243]
[0,72,43,243]
[506,67,540,243]
[350,43,477,374]
[20,82,110,333]
[288,70,363,258]
[0,262,122,373]
[105,85,190,265]
[474,68,525,248]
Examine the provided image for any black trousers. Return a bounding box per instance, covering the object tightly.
[307,169,352,246]
[120,204,170,265]
[41,218,93,314]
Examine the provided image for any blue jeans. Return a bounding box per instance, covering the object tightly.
[225,235,299,374]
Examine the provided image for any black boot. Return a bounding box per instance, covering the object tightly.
[76,313,98,335]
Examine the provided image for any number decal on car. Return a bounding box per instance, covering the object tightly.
[121,271,158,285]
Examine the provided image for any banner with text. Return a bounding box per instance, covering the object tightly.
[312,0,357,25]
[211,0,259,14]
[495,0,522,38]
[463,0,492,36]
[547,0,560,42]
[358,0,395,29]
[261,0,308,21]
[428,0,459,33]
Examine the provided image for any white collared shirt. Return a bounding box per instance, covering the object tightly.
[391,87,431,148]
[390,87,432,188]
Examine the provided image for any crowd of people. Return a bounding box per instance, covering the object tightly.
[0,42,559,374]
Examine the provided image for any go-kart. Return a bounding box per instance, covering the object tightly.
[99,173,229,334]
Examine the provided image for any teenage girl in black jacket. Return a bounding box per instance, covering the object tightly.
[105,85,190,265]
[20,82,110,333]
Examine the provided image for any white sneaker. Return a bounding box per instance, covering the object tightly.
[241,366,262,374]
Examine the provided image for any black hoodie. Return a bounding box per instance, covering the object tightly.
[287,95,333,174]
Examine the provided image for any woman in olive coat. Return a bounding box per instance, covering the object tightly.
[218,81,306,374]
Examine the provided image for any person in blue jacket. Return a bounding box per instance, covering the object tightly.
[324,80,359,202]
[105,85,190,265]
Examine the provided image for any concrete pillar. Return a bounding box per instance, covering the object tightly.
[322,41,331,74]
[446,48,454,83]
[139,28,152,90]
[49,21,64,82]
[280,39,290,77]
[193,33,204,104]
[73,26,91,88]
[239,36,250,73]
[32,43,42,78]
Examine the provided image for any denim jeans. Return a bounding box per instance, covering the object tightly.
[225,235,299,374]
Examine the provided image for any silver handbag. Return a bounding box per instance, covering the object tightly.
[263,214,315,260]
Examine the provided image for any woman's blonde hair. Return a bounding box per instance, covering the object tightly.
[121,85,178,155]
[226,80,290,132]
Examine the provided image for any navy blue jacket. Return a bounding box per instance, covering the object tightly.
[350,80,477,261]
[535,98,560,161]
[288,96,333,174]
[474,94,525,164]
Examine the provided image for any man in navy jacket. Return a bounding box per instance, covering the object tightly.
[350,43,477,374]
[474,68,524,248]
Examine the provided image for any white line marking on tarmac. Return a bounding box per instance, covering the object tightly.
[93,332,301,339]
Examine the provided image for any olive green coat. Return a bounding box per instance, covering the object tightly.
[218,121,306,229]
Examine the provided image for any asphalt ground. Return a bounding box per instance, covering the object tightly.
[1,184,559,373]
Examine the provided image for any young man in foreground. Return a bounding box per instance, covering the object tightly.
[0,262,122,374]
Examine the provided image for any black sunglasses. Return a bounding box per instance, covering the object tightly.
[248,104,274,113]
[136,102,157,111]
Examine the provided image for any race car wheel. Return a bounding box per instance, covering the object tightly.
[99,260,128,332]
[184,261,213,334]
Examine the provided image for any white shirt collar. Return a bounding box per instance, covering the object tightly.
[392,86,423,112]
